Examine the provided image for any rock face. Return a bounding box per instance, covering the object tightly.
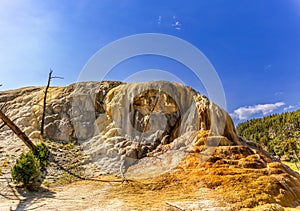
[71,81,242,176]
[0,80,300,208]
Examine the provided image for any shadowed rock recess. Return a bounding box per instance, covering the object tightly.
[0,81,300,209]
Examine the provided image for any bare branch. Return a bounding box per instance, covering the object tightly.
[0,115,31,130]
[51,76,64,80]
[0,109,36,151]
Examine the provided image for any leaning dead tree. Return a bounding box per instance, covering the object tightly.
[40,69,63,138]
[0,109,37,152]
[0,85,36,151]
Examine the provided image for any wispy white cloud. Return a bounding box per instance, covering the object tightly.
[284,105,295,111]
[157,16,162,25]
[274,91,283,96]
[231,102,285,120]
[264,64,272,70]
[157,15,182,30]
[172,16,182,30]
[173,21,181,30]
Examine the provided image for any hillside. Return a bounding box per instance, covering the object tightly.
[237,110,300,162]
[0,81,300,210]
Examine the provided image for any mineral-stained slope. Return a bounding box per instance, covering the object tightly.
[0,81,299,209]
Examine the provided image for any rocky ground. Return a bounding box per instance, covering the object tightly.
[1,81,300,210]
[1,149,300,210]
[0,175,229,210]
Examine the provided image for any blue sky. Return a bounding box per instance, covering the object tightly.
[0,0,300,123]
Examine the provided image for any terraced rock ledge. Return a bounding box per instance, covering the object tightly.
[0,81,299,210]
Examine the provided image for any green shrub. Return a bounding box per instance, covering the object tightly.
[11,142,50,189]
[11,151,40,189]
[34,142,50,170]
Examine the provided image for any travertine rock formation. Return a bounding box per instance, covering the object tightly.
[0,81,299,208]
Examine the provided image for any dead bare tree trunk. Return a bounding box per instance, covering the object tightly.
[40,70,52,138]
[40,69,63,138]
[0,109,36,152]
